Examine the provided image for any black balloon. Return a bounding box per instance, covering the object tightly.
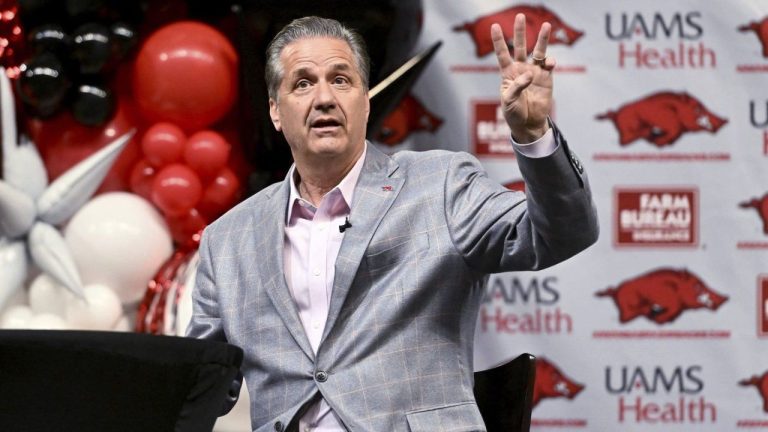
[71,22,111,75]
[110,22,137,60]
[65,0,106,20]
[17,52,70,118]
[70,81,115,126]
[28,24,71,56]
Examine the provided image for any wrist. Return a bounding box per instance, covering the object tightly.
[510,123,550,144]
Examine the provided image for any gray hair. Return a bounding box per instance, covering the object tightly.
[265,16,370,100]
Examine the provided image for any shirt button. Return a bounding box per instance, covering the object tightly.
[315,370,328,382]
[318,225,325,232]
[313,268,321,276]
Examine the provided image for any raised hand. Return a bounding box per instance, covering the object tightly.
[491,13,556,143]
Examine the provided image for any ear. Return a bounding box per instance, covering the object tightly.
[269,98,281,131]
[364,91,371,122]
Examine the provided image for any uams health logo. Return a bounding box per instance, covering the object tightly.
[605,11,715,69]
[375,94,442,146]
[454,5,582,57]
[614,188,697,247]
[597,92,727,147]
[606,365,717,424]
[480,276,571,335]
[596,268,727,325]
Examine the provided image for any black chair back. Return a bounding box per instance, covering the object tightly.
[473,353,536,432]
[0,330,242,432]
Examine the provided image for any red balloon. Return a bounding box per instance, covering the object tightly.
[142,122,186,167]
[151,163,203,216]
[29,99,143,194]
[197,167,240,221]
[165,208,207,246]
[129,159,157,201]
[183,130,230,180]
[132,21,238,131]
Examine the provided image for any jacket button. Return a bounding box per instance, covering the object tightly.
[315,370,328,382]
[274,421,283,431]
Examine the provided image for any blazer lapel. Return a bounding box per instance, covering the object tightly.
[321,144,403,344]
[259,176,315,361]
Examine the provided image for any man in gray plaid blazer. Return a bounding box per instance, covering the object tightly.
[187,14,598,432]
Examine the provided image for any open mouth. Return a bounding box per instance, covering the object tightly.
[311,118,342,132]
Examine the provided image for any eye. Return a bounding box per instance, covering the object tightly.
[333,75,350,86]
[295,79,311,90]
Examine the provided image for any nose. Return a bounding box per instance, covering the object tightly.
[314,79,336,111]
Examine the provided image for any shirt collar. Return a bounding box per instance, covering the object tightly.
[286,142,368,223]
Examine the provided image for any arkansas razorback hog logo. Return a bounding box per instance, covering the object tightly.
[740,194,768,234]
[740,371,768,412]
[596,92,728,147]
[534,357,584,408]
[596,268,728,324]
[504,179,526,192]
[739,17,768,58]
[375,94,442,146]
[453,5,583,57]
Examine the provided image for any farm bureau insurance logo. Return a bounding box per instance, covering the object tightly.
[531,357,587,428]
[605,364,717,425]
[471,100,514,157]
[593,268,730,339]
[614,187,698,247]
[480,275,571,335]
[594,91,729,162]
[604,11,716,69]
[451,5,584,73]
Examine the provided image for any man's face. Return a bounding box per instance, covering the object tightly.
[269,37,370,166]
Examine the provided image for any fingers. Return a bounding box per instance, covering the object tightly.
[502,71,534,102]
[513,13,527,62]
[490,23,512,70]
[530,22,551,61]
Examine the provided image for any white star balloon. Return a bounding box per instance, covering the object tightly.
[0,67,135,308]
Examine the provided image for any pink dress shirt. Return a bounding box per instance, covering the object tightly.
[282,132,555,431]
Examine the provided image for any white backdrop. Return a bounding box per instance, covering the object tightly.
[382,0,768,430]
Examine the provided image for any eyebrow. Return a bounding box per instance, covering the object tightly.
[288,63,354,82]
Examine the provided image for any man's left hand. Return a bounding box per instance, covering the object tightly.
[491,13,555,143]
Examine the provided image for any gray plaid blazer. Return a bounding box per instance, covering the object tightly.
[187,127,598,432]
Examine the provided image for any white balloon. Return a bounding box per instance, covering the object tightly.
[112,315,132,332]
[4,136,48,200]
[0,180,36,238]
[28,222,84,298]
[0,239,27,309]
[28,313,69,330]
[28,274,69,317]
[36,130,134,226]
[65,284,123,330]
[1,305,32,329]
[64,192,173,304]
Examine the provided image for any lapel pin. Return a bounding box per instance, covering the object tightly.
[381,185,393,192]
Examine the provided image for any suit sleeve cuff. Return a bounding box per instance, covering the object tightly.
[510,128,558,158]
